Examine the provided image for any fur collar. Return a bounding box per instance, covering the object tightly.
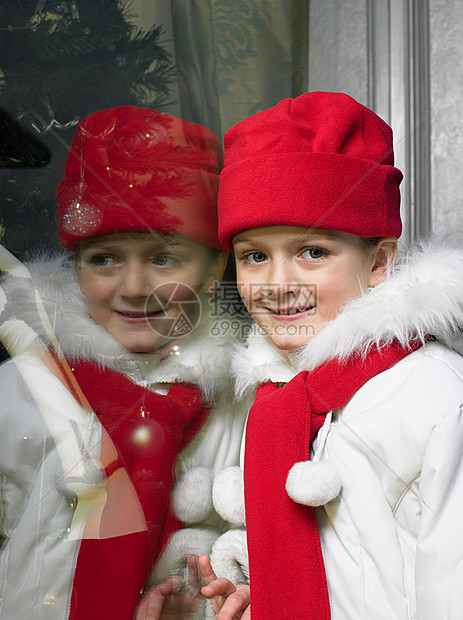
[0,254,234,400]
[233,239,463,397]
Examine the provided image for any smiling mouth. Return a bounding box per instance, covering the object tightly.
[271,307,314,315]
[116,310,163,319]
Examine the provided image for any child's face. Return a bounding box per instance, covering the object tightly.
[75,232,225,353]
[234,226,394,351]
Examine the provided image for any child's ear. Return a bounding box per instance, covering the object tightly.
[368,237,398,287]
[202,251,229,293]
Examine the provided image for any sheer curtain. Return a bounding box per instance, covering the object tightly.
[130,0,308,136]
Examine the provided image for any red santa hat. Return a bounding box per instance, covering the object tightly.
[56,106,224,250]
[218,91,403,250]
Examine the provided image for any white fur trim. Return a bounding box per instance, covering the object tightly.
[210,529,249,584]
[232,331,296,399]
[148,527,219,585]
[286,460,342,506]
[212,466,245,525]
[172,467,213,524]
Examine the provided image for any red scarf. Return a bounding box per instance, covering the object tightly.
[244,340,423,620]
[67,361,209,620]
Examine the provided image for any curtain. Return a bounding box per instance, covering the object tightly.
[129,0,309,136]
[171,0,308,136]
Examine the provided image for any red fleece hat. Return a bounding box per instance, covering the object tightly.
[57,106,224,249]
[218,91,403,250]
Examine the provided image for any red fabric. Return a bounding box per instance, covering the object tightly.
[218,92,403,250]
[244,340,423,620]
[68,361,209,620]
[57,106,224,250]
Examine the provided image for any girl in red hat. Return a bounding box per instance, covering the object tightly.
[0,106,247,620]
[198,91,463,620]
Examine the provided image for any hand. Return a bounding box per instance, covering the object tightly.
[199,555,251,620]
[135,554,201,620]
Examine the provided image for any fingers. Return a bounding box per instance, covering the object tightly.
[156,580,176,596]
[216,587,251,620]
[199,555,251,619]
[242,604,252,620]
[135,578,185,620]
[135,584,171,620]
[198,553,217,585]
[135,558,204,619]
[186,554,200,590]
[201,577,237,600]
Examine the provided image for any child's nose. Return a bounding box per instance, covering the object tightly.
[119,265,152,299]
[265,260,301,297]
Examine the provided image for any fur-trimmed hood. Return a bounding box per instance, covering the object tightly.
[0,254,236,400]
[233,239,463,398]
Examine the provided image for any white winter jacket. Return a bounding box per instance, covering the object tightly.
[0,255,247,619]
[228,241,463,620]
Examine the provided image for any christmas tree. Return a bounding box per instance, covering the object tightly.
[0,0,174,259]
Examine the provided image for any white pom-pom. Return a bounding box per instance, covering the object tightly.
[172,467,213,523]
[286,460,342,507]
[212,466,245,525]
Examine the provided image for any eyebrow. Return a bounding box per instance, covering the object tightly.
[233,238,255,246]
[81,244,117,252]
[85,240,195,252]
[166,241,195,249]
[233,232,336,246]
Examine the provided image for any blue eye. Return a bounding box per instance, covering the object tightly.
[245,252,267,264]
[93,255,115,267]
[153,255,176,267]
[301,248,325,260]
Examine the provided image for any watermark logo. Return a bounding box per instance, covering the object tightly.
[144,282,202,339]
[207,282,318,340]
[209,282,249,319]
